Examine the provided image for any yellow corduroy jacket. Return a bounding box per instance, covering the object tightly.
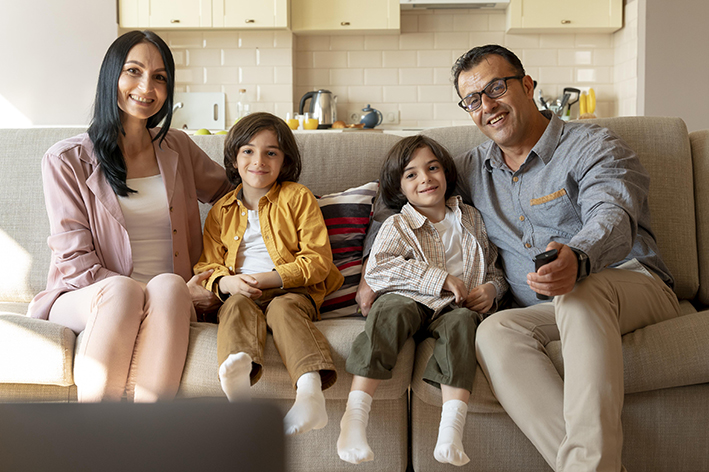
[194,181,343,315]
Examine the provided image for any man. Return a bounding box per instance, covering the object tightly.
[357,45,681,471]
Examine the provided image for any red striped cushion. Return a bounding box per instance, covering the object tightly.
[317,181,379,319]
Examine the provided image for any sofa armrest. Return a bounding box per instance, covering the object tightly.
[0,314,76,387]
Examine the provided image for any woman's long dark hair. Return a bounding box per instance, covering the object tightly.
[87,30,175,196]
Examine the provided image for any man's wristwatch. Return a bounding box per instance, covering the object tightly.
[570,248,590,282]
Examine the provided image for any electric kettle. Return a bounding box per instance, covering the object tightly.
[298,89,337,129]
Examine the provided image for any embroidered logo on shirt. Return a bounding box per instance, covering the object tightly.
[530,188,567,206]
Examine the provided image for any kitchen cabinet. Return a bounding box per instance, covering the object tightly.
[212,0,288,29]
[119,0,212,28]
[119,0,287,29]
[506,0,622,33]
[291,0,400,34]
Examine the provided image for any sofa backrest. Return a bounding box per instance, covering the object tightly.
[0,119,701,305]
[424,117,700,302]
[192,131,403,196]
[0,128,85,303]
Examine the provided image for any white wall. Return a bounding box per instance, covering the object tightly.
[638,0,709,132]
[613,0,638,117]
[0,0,117,127]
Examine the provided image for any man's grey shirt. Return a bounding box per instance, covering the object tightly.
[364,111,672,307]
[454,112,672,306]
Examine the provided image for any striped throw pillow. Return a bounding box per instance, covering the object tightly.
[318,181,379,319]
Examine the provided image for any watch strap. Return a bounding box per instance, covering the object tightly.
[570,248,590,282]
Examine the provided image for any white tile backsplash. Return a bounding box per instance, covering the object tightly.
[330,36,364,51]
[348,51,383,68]
[186,48,221,67]
[400,33,436,50]
[365,68,399,86]
[156,8,637,128]
[453,14,489,32]
[419,14,454,32]
[257,49,293,67]
[399,68,434,85]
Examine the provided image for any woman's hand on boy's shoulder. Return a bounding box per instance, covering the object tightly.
[463,283,496,314]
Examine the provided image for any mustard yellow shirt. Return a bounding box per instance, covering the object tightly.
[195,181,343,314]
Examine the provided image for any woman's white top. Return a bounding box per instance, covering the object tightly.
[236,209,276,274]
[432,208,465,279]
[117,174,174,284]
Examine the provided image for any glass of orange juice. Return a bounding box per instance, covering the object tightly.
[303,112,319,130]
[286,112,299,130]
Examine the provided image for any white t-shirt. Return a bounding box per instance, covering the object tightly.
[117,174,174,284]
[236,209,276,274]
[432,208,465,279]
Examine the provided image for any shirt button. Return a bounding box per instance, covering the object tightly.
[174,251,179,257]
[519,215,525,221]
[525,243,531,248]
[242,212,246,216]
[512,176,519,182]
[169,206,174,212]
[173,229,177,234]
[438,263,443,268]
[234,235,239,240]
[229,266,233,272]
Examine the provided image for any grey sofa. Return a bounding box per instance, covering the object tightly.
[1,117,708,471]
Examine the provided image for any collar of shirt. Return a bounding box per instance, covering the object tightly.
[399,195,463,229]
[483,110,562,173]
[222,181,283,209]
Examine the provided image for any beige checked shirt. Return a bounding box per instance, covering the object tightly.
[365,196,507,317]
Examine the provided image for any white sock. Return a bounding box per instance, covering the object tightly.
[434,399,470,466]
[284,372,328,436]
[218,352,252,402]
[337,390,374,464]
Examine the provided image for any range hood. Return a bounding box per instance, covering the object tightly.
[400,0,509,9]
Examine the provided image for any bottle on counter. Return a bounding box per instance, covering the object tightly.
[236,89,250,121]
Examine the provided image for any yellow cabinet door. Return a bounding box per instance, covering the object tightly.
[148,0,212,28]
[213,0,288,28]
[507,0,622,33]
[292,0,400,34]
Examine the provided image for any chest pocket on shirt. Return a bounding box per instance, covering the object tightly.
[528,188,582,238]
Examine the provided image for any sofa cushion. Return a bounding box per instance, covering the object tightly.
[0,314,75,387]
[318,181,379,319]
[410,337,505,414]
[412,310,709,411]
[177,319,415,401]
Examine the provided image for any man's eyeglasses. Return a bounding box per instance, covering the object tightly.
[457,75,525,112]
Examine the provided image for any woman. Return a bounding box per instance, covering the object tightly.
[28,30,232,402]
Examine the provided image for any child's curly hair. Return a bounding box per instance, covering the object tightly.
[379,135,458,211]
[223,112,302,186]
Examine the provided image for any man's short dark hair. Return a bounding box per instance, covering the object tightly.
[452,44,526,98]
